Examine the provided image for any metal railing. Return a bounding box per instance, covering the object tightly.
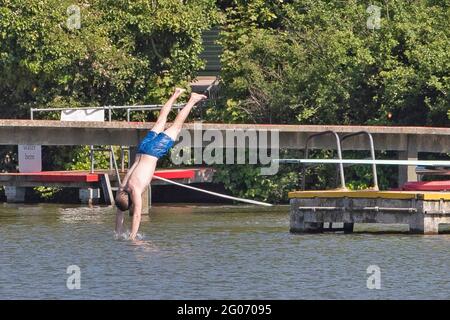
[30,104,185,121]
[302,131,346,190]
[300,130,380,191]
[340,131,379,190]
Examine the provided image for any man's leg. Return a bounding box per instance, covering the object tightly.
[163,93,207,140]
[151,88,186,134]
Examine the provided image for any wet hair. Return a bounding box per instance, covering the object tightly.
[115,189,131,212]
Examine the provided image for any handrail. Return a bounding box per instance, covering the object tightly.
[302,131,346,190]
[340,131,379,190]
[30,104,185,121]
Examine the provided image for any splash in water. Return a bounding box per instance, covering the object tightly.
[113,230,144,241]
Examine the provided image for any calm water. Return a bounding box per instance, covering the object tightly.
[1,203,449,300]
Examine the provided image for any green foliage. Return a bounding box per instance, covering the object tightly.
[212,0,450,125]
[33,186,62,200]
[213,149,303,203]
[0,146,17,172]
[65,146,109,171]
[206,0,449,202]
[0,0,222,118]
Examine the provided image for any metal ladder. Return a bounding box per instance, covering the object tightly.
[301,130,379,191]
[89,146,121,186]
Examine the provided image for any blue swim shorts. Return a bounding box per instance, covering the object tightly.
[137,131,175,159]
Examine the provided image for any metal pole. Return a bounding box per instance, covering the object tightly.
[110,146,121,186]
[275,159,450,166]
[120,146,125,172]
[90,145,95,173]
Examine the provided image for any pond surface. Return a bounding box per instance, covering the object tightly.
[1,203,449,299]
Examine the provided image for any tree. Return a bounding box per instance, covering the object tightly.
[0,0,222,118]
[212,0,450,126]
[0,0,222,200]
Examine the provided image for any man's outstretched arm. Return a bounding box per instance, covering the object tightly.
[129,189,143,240]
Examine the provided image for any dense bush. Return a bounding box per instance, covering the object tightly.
[0,0,222,201]
[210,0,450,126]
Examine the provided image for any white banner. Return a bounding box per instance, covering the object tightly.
[60,109,105,122]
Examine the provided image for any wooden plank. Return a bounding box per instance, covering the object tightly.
[0,171,100,182]
[99,173,114,206]
[0,181,94,188]
[289,190,450,200]
[153,169,195,180]
[288,190,418,199]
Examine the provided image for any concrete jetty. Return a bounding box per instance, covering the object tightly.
[289,190,450,235]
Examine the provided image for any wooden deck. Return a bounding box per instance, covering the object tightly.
[288,189,450,200]
[0,168,215,206]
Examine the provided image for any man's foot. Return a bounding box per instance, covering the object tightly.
[174,87,186,97]
[188,93,207,105]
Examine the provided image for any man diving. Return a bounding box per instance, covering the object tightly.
[114,88,207,240]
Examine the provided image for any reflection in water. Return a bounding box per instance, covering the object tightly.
[1,203,450,299]
[58,207,106,224]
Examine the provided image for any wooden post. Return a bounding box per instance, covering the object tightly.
[100,173,114,206]
[141,185,151,214]
[4,186,26,203]
[129,146,137,167]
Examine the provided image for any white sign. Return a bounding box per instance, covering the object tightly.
[18,145,42,173]
[60,109,105,122]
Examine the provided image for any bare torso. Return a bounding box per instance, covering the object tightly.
[127,154,158,195]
